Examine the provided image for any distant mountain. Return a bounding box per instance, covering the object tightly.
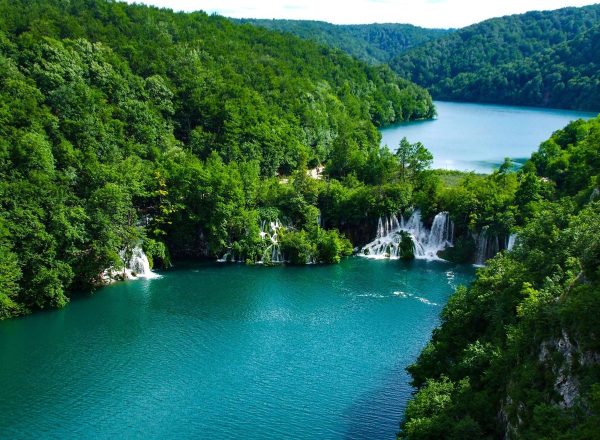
[235,19,451,65]
[391,5,600,110]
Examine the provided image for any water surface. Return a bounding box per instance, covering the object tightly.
[380,101,596,172]
[0,259,473,439]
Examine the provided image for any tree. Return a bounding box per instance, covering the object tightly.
[395,137,433,184]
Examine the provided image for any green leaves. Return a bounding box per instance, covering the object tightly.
[396,137,433,184]
[0,0,435,318]
[392,5,600,110]
[401,117,600,438]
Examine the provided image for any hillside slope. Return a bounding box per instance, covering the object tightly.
[392,5,600,110]
[400,116,600,438]
[0,0,434,317]
[235,19,451,65]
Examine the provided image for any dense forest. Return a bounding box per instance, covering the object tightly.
[234,19,451,65]
[392,5,600,110]
[399,117,600,438]
[0,0,436,318]
[242,6,600,111]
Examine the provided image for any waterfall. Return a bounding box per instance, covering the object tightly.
[259,219,285,264]
[474,229,488,266]
[361,210,454,260]
[474,228,500,266]
[506,233,517,251]
[217,252,241,263]
[475,231,517,266]
[217,219,287,264]
[101,246,160,282]
[119,246,160,279]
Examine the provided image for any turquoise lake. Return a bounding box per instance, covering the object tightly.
[380,101,597,172]
[0,258,474,439]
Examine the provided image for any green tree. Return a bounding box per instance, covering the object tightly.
[395,137,433,184]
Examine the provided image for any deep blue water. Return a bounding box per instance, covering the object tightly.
[0,258,474,439]
[380,101,596,172]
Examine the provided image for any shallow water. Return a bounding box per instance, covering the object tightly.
[380,101,596,172]
[0,258,473,439]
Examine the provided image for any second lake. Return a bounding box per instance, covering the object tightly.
[380,101,597,173]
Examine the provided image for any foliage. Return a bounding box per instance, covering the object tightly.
[315,228,353,264]
[0,0,438,317]
[400,116,600,438]
[396,137,433,184]
[236,19,451,65]
[392,5,600,110]
[399,231,415,261]
[280,230,315,265]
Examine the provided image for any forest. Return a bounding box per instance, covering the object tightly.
[392,5,600,110]
[241,6,600,111]
[0,0,436,318]
[234,19,450,66]
[1,1,599,438]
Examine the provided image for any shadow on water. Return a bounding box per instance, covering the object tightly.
[342,363,413,440]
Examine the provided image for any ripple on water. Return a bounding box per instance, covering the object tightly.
[0,258,474,439]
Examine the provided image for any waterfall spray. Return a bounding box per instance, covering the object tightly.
[259,220,285,264]
[101,246,160,282]
[360,210,454,260]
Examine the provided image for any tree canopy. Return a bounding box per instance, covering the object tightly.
[392,5,600,110]
[399,116,600,439]
[235,19,451,65]
[0,0,437,318]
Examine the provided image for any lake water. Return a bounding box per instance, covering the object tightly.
[0,259,473,439]
[380,101,597,173]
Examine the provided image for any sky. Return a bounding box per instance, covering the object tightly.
[123,0,599,28]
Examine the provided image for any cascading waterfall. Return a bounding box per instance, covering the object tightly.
[119,246,160,279]
[474,228,500,266]
[217,219,288,264]
[259,220,285,264]
[360,210,454,260]
[101,246,160,282]
[475,231,518,266]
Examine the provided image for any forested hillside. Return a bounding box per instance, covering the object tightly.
[399,116,600,438]
[392,5,600,110]
[0,0,435,318]
[235,19,450,65]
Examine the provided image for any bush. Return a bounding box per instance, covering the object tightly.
[280,230,316,265]
[399,230,415,260]
[316,228,353,264]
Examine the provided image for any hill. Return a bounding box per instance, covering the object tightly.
[235,19,451,65]
[399,116,600,438]
[0,0,434,317]
[392,5,600,110]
